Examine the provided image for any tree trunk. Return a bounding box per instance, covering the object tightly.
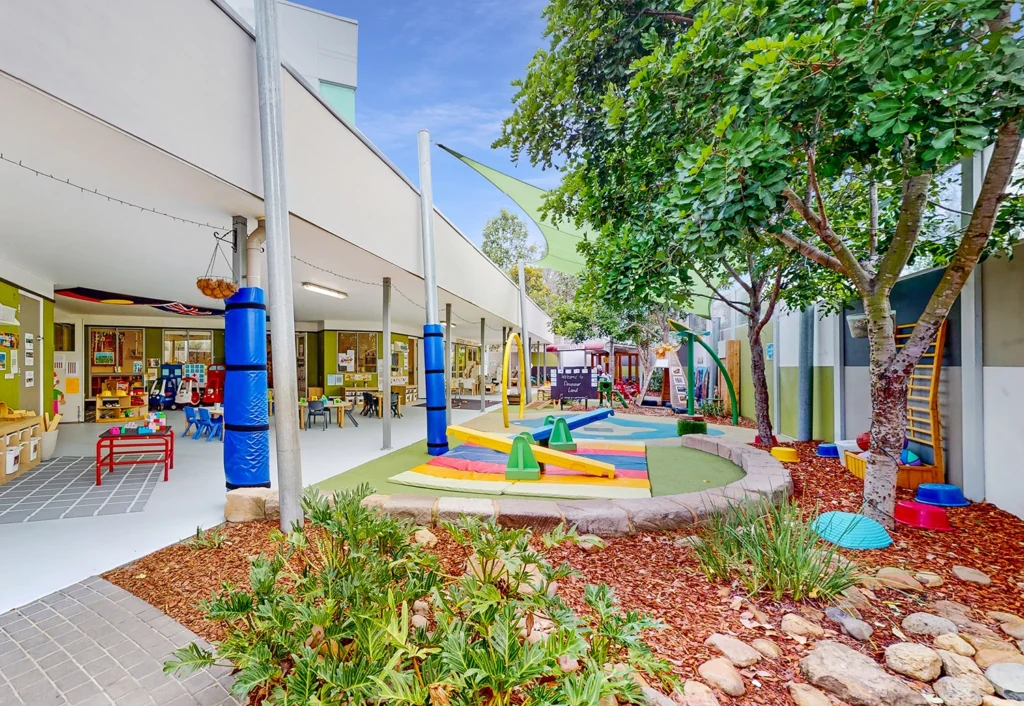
[748,325,774,446]
[862,294,905,528]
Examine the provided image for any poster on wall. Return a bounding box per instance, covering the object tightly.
[94,351,114,365]
[133,361,143,373]
[24,333,33,354]
[11,350,17,374]
[338,350,355,372]
[147,358,160,368]
[25,371,34,387]
[0,332,18,349]
[0,351,6,371]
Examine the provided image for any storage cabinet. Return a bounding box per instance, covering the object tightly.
[0,416,44,486]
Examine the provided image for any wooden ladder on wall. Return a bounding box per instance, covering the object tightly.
[895,320,947,480]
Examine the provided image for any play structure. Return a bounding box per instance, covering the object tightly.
[844,321,947,490]
[668,319,739,425]
[200,364,226,405]
[501,332,527,427]
[390,407,652,499]
[597,374,628,409]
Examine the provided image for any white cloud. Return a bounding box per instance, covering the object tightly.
[358,101,509,151]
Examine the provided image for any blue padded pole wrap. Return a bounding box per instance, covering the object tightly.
[423,323,449,456]
[223,287,271,489]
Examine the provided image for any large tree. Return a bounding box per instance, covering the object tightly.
[499,0,1023,526]
[481,209,538,270]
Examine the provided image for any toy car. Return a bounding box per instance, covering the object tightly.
[175,376,201,407]
[200,364,226,405]
[149,364,183,410]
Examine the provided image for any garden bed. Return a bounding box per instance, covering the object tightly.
[104,442,1024,705]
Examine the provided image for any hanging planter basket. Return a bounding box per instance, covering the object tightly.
[197,237,239,300]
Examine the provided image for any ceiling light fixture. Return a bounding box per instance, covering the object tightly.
[442,321,456,327]
[302,282,348,300]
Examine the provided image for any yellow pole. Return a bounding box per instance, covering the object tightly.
[501,332,526,428]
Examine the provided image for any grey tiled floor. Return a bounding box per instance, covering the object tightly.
[0,456,164,524]
[0,577,238,705]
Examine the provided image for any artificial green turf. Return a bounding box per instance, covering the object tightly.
[646,444,745,495]
[314,436,745,500]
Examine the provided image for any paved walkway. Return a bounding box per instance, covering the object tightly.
[0,578,237,706]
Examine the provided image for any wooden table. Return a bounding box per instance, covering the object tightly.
[298,401,355,429]
[95,428,174,486]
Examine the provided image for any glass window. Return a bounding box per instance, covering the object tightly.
[336,331,378,373]
[55,323,75,352]
[163,330,214,367]
[408,338,417,385]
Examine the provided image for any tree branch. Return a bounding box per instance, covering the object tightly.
[876,171,933,292]
[753,262,786,339]
[772,228,845,276]
[894,119,1022,373]
[721,260,753,296]
[640,8,694,25]
[691,269,751,317]
[782,187,870,289]
[869,181,879,259]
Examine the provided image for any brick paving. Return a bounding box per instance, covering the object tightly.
[0,578,238,706]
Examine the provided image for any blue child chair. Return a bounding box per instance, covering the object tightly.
[194,407,214,440]
[182,406,199,438]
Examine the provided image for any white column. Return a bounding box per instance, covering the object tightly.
[382,277,392,450]
[445,303,452,425]
[254,0,302,529]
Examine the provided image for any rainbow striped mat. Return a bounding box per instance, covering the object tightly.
[389,441,651,499]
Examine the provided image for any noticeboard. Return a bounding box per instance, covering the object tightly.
[550,367,597,401]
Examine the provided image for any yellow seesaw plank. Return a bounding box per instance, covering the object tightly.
[447,425,615,479]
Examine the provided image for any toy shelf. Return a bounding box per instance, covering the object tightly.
[96,395,149,424]
[0,415,44,487]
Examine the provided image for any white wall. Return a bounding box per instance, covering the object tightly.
[983,367,1024,518]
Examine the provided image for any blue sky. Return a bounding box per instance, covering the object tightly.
[295,0,557,251]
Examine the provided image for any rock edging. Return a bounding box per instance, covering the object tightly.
[223,434,793,534]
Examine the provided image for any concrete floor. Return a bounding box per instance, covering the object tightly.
[0,404,487,614]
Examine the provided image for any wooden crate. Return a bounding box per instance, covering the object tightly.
[844,450,943,490]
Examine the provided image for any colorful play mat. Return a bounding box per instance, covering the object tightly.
[390,439,651,499]
[511,414,723,441]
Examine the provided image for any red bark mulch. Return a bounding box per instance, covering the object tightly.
[103,440,1024,705]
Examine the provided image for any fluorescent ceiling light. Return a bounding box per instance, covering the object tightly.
[302,282,347,300]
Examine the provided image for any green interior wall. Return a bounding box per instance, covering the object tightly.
[0,283,20,408]
[42,300,54,413]
[213,330,225,365]
[777,366,834,441]
[144,329,162,365]
[323,332,340,395]
[306,332,321,388]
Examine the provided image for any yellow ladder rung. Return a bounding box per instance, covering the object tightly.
[906,436,934,445]
[908,396,930,402]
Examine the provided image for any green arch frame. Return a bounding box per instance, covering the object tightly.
[668,319,739,426]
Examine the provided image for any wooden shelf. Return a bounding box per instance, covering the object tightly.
[0,415,44,487]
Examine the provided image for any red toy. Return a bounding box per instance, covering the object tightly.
[201,364,226,405]
[894,500,952,531]
[856,432,871,451]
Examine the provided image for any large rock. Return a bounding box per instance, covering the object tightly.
[877,567,925,591]
[936,634,977,657]
[783,613,824,638]
[788,682,832,706]
[938,650,985,679]
[952,566,992,586]
[224,488,271,522]
[800,641,928,705]
[885,643,942,682]
[672,681,720,706]
[976,649,1024,671]
[752,638,783,659]
[985,662,1024,700]
[697,658,745,697]
[933,676,984,706]
[982,696,1019,705]
[704,634,761,667]
[903,612,960,638]
[435,497,494,523]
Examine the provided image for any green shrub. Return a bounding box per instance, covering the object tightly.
[676,419,708,436]
[165,485,675,704]
[691,495,858,601]
[187,525,226,550]
[697,399,724,418]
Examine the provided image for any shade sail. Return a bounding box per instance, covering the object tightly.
[439,144,713,317]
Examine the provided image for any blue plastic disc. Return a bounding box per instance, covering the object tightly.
[914,483,970,508]
[812,511,893,550]
[816,443,839,458]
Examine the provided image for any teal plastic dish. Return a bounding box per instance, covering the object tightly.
[812,511,893,550]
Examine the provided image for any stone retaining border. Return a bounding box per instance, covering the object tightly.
[223,435,793,536]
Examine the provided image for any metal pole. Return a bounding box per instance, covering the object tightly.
[231,216,246,286]
[517,261,531,403]
[445,303,452,425]
[797,305,815,441]
[418,131,439,324]
[480,318,486,411]
[708,317,720,402]
[254,0,302,530]
[382,277,392,450]
[686,333,696,415]
[417,131,447,455]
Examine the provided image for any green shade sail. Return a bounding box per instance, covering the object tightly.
[439,144,712,318]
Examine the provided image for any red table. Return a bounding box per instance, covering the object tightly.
[95,428,174,486]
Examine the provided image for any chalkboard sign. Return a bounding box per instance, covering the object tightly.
[550,367,597,401]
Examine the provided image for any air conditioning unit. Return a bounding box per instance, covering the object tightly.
[0,305,18,326]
